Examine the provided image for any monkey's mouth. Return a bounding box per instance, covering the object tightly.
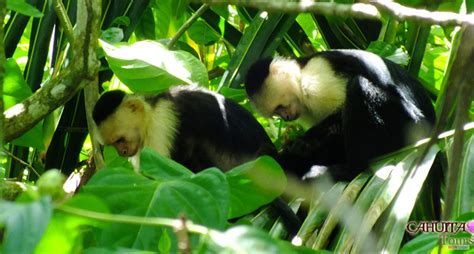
[118,146,140,157]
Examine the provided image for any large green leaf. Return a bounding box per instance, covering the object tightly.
[0,196,53,254]
[101,40,209,93]
[4,58,44,149]
[81,165,228,250]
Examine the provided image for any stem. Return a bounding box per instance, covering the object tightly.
[53,0,75,46]
[167,4,210,49]
[57,205,217,236]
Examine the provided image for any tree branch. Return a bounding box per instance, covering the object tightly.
[4,0,101,142]
[192,0,474,27]
[194,1,380,20]
[371,0,474,26]
[84,71,104,169]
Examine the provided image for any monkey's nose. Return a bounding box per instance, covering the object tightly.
[283,113,298,121]
[121,149,128,156]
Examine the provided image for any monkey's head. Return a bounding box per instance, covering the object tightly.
[245,57,304,121]
[93,90,147,157]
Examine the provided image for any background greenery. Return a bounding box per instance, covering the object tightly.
[0,0,473,253]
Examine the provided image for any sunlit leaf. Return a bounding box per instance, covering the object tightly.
[101,40,208,93]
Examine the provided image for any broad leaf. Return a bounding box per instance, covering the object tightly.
[81,167,228,251]
[101,40,208,93]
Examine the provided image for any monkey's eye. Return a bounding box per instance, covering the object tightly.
[114,137,125,145]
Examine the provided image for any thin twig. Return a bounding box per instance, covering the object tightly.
[2,149,40,177]
[167,4,210,49]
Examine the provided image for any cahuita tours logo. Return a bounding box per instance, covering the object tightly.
[406,220,474,250]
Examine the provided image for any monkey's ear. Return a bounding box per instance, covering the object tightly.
[124,98,144,112]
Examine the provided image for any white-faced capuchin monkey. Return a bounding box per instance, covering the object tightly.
[245,49,436,181]
[92,85,301,236]
[92,85,277,172]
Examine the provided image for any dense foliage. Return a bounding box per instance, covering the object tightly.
[0,0,473,253]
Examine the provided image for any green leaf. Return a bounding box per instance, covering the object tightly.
[226,156,287,219]
[4,58,44,149]
[367,41,410,66]
[101,40,209,93]
[82,169,156,213]
[0,196,53,254]
[139,148,193,180]
[82,166,229,250]
[103,145,134,169]
[399,233,438,254]
[101,27,124,43]
[150,168,229,230]
[202,225,320,253]
[134,7,156,40]
[7,0,43,17]
[188,20,220,45]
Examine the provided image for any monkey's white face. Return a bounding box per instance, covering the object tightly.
[96,99,146,157]
[250,58,304,121]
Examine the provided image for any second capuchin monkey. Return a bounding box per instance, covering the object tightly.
[92,85,277,172]
[245,49,436,180]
